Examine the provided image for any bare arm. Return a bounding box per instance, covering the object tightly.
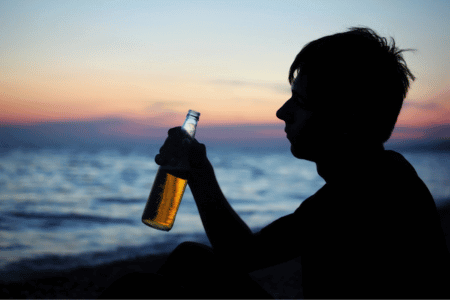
[155,127,254,263]
[188,160,254,261]
[188,156,301,273]
[156,127,300,272]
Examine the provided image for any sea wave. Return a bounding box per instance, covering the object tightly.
[0,147,449,282]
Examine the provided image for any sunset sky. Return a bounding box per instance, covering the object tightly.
[1,0,449,142]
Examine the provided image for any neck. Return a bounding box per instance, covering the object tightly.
[315,141,385,183]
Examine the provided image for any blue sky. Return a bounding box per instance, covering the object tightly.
[1,0,449,141]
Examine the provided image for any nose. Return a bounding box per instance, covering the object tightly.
[276,102,290,123]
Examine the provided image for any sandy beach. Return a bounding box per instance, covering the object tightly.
[1,200,449,299]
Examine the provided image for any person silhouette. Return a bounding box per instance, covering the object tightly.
[98,27,450,299]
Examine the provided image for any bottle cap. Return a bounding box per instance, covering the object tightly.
[187,110,200,119]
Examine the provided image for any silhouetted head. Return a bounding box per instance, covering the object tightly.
[277,26,415,162]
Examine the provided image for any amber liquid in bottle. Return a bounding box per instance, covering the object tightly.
[142,110,200,231]
[141,168,188,231]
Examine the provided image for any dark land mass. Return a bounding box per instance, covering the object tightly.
[2,120,450,153]
[387,138,450,153]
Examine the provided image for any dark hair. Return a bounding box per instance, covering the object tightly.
[289,26,416,144]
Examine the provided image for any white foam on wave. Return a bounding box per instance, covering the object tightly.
[1,148,449,275]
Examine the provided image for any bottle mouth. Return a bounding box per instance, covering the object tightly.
[187,110,200,119]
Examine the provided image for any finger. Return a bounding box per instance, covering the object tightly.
[169,157,177,166]
[159,144,167,154]
[181,134,193,146]
[160,142,178,160]
[162,134,181,149]
[168,126,182,137]
[160,139,177,153]
[155,154,165,165]
[173,148,182,158]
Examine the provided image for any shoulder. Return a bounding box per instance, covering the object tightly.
[294,184,330,212]
[382,150,432,197]
[383,150,418,177]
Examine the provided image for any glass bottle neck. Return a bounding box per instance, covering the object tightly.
[182,117,198,138]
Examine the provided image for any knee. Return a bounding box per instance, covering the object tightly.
[158,242,216,276]
[172,241,214,258]
[175,241,211,251]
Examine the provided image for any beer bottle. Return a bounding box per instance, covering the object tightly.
[142,110,200,231]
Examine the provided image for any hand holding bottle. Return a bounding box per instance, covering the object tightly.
[143,110,204,231]
[155,126,211,174]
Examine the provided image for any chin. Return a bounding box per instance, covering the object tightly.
[290,143,316,162]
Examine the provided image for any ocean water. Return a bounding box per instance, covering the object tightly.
[0,146,449,282]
